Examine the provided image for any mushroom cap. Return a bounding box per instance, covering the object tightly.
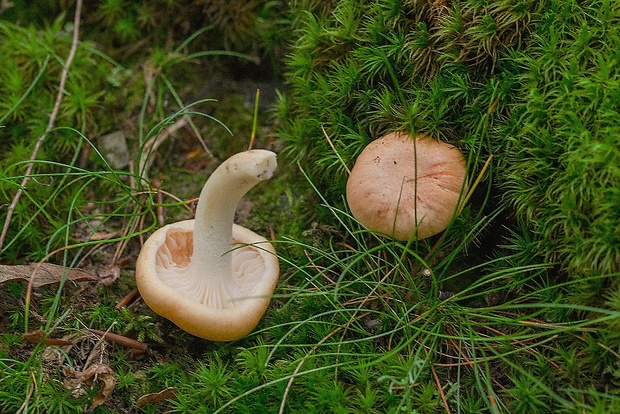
[346,132,468,240]
[136,221,279,341]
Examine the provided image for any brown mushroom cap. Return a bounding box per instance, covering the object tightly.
[346,132,468,240]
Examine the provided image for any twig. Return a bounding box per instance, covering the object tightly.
[115,288,139,311]
[425,348,452,414]
[139,116,189,179]
[248,89,260,150]
[410,153,493,278]
[333,266,395,379]
[15,375,36,414]
[303,249,338,285]
[0,0,83,252]
[88,328,148,351]
[155,181,165,226]
[322,125,351,174]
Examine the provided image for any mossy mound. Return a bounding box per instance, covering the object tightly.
[496,1,620,278]
[279,0,539,192]
[279,0,620,279]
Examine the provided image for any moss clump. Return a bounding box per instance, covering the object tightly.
[279,0,620,279]
[278,0,539,203]
[0,18,120,260]
[495,0,620,278]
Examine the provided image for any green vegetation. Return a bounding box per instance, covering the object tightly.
[497,0,620,278]
[1,0,619,413]
[280,0,620,278]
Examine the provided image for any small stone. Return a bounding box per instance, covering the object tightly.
[98,130,129,169]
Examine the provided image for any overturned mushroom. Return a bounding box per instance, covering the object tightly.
[136,150,279,341]
[346,132,467,240]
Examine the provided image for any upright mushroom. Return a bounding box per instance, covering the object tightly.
[136,150,279,341]
[346,132,467,240]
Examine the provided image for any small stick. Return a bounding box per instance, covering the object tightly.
[457,154,493,216]
[410,153,493,278]
[278,326,343,414]
[425,348,452,414]
[115,288,139,311]
[151,178,165,226]
[322,126,351,174]
[140,117,189,179]
[88,328,148,351]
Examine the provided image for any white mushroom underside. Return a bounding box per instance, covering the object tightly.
[154,229,266,309]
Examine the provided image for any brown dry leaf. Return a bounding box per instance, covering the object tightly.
[89,230,121,241]
[136,386,178,408]
[63,363,116,412]
[98,264,120,286]
[0,263,98,288]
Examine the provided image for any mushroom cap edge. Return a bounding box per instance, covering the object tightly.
[136,220,279,341]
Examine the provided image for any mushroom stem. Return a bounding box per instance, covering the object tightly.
[188,150,277,306]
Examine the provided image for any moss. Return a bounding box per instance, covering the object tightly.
[280,0,620,280]
[2,2,619,413]
[494,0,620,278]
[279,0,540,203]
[0,18,121,260]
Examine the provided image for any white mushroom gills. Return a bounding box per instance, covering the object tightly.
[156,150,277,308]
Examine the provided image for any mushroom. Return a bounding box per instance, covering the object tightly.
[346,132,467,240]
[136,150,279,341]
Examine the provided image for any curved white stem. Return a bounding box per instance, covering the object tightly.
[187,150,277,305]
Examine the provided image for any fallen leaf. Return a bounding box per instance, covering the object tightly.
[0,263,98,288]
[63,363,116,412]
[98,264,120,286]
[136,386,177,408]
[89,230,121,241]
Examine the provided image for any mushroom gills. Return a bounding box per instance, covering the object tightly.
[154,228,265,309]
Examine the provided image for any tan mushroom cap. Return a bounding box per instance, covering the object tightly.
[136,221,279,341]
[346,132,468,240]
[136,149,279,342]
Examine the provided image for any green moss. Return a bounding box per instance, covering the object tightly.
[495,0,620,277]
[277,2,620,410]
[279,0,539,205]
[0,17,125,259]
[280,0,620,279]
[2,2,619,413]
